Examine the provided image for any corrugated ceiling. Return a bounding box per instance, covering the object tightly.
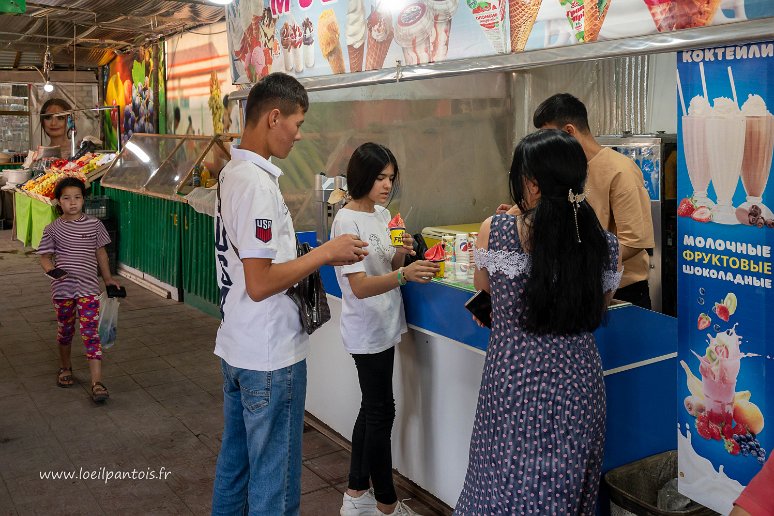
[0,0,225,70]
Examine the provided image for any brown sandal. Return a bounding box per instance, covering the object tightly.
[91,382,109,403]
[57,367,73,388]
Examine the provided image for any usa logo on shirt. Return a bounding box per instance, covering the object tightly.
[255,219,273,243]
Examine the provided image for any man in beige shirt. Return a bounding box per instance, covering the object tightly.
[533,93,655,309]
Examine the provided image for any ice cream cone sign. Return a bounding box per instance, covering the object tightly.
[675,0,722,29]
[509,0,543,53]
[644,0,677,32]
[346,0,367,72]
[468,1,509,54]
[365,3,394,71]
[559,0,611,43]
[319,9,346,74]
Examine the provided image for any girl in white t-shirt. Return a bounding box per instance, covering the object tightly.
[332,143,438,516]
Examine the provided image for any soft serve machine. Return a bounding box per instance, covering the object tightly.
[313,172,347,244]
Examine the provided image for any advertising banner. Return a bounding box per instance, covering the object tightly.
[166,22,238,136]
[676,41,773,514]
[227,0,512,84]
[227,0,774,84]
[102,45,163,149]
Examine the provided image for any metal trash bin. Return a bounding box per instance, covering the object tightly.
[604,451,717,516]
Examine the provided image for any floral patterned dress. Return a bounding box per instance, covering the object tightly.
[455,214,622,515]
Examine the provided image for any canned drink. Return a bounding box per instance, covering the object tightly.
[454,233,470,281]
[442,235,455,261]
[468,232,478,280]
[442,235,455,279]
[455,261,470,282]
[454,233,470,263]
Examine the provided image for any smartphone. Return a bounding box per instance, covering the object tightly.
[106,285,127,298]
[464,290,492,328]
[45,268,68,280]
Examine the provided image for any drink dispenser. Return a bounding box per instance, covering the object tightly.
[332,174,347,219]
[314,173,348,244]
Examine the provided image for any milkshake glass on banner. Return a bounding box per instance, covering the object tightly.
[739,94,774,220]
[707,97,746,225]
[395,2,434,65]
[695,328,743,421]
[701,361,739,418]
[683,96,715,209]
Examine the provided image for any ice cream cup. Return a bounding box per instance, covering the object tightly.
[292,42,304,73]
[431,259,445,279]
[304,41,315,68]
[282,46,293,71]
[394,3,434,65]
[302,17,315,68]
[428,0,459,61]
[390,227,406,247]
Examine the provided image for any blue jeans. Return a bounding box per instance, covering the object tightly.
[211,359,307,516]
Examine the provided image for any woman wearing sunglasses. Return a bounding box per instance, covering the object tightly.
[40,98,74,158]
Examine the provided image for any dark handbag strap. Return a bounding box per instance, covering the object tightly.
[290,239,311,290]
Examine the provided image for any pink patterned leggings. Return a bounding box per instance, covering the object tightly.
[53,296,102,360]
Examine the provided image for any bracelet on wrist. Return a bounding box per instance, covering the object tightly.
[397,267,407,286]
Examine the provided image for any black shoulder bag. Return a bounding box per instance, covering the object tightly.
[403,233,429,265]
[285,239,331,335]
[217,176,330,335]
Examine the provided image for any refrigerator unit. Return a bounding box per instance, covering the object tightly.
[596,133,678,316]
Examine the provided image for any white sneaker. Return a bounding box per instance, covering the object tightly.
[376,500,421,516]
[340,488,378,516]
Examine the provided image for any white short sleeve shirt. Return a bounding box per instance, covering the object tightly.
[331,206,407,354]
[214,146,308,371]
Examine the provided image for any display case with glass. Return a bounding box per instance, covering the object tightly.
[100,134,232,200]
[0,84,30,154]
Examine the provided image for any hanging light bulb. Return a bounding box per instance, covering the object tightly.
[42,16,54,92]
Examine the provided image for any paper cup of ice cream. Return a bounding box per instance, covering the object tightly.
[388,213,407,248]
[424,242,446,278]
[390,227,406,247]
[432,260,445,278]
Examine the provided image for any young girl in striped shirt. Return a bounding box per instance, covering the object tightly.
[38,177,120,402]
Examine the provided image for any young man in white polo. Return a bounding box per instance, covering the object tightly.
[211,73,368,515]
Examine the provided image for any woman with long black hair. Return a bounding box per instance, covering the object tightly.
[455,129,623,515]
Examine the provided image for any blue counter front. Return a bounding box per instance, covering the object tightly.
[311,265,677,506]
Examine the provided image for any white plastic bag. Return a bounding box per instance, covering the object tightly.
[184,186,217,217]
[98,292,120,349]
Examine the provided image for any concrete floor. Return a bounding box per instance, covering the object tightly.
[0,229,446,515]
